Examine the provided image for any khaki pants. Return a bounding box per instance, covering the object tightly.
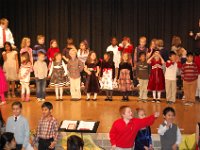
[70,77,81,99]
[165,79,177,102]
[139,79,148,100]
[183,80,197,102]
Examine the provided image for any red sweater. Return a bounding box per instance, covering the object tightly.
[47,47,60,61]
[181,63,198,82]
[118,44,133,54]
[194,56,200,74]
[109,115,156,148]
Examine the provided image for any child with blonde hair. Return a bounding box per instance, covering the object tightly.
[20,37,33,65]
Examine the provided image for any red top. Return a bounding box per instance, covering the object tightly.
[194,56,200,74]
[181,63,198,82]
[47,47,60,61]
[118,44,133,54]
[109,115,156,148]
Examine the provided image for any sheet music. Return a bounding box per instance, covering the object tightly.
[60,120,77,129]
[77,121,95,130]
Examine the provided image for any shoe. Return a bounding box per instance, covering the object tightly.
[86,98,90,101]
[195,96,200,102]
[109,98,113,101]
[168,101,174,105]
[0,102,6,105]
[92,99,97,101]
[121,97,126,101]
[71,98,81,101]
[41,99,45,102]
[152,99,156,103]
[124,97,129,101]
[156,99,161,103]
[37,98,42,102]
[56,99,60,101]
[142,99,147,103]
[184,102,193,106]
[182,96,185,100]
[105,98,109,101]
[60,99,63,101]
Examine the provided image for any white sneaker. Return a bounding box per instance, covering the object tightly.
[182,96,185,100]
[37,98,42,102]
[41,99,45,102]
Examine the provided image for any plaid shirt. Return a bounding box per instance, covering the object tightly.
[35,115,58,142]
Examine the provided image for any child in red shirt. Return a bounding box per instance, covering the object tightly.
[109,106,159,149]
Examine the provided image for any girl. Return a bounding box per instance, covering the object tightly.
[84,51,100,101]
[0,67,7,105]
[118,36,134,54]
[147,39,157,58]
[147,51,165,103]
[62,38,76,63]
[117,53,133,101]
[19,52,32,102]
[2,42,19,98]
[0,132,16,150]
[20,37,33,65]
[134,108,153,150]
[100,52,115,101]
[47,39,60,63]
[48,52,67,101]
[77,40,90,87]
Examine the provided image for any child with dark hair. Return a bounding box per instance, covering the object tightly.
[158,107,181,150]
[6,101,30,150]
[0,132,16,150]
[67,135,84,150]
[33,102,58,150]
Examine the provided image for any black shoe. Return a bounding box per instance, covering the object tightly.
[60,99,63,101]
[109,98,113,101]
[56,99,60,101]
[142,99,147,103]
[124,97,129,101]
[152,99,156,103]
[195,96,200,101]
[105,98,109,101]
[121,97,126,101]
[86,98,90,101]
[156,99,161,103]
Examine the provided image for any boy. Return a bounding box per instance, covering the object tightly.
[136,52,150,102]
[109,105,159,150]
[181,52,198,106]
[67,48,84,100]
[158,107,181,150]
[32,35,46,62]
[6,101,30,150]
[33,102,58,150]
[33,51,48,102]
[165,51,182,104]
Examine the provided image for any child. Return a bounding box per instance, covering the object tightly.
[47,39,60,63]
[100,52,115,101]
[20,37,33,65]
[136,52,150,103]
[67,135,84,150]
[0,66,7,105]
[117,53,133,101]
[2,42,19,98]
[118,36,134,54]
[6,101,30,150]
[62,38,76,63]
[109,105,159,150]
[0,132,16,150]
[32,35,46,62]
[194,52,200,101]
[107,37,121,79]
[67,49,84,100]
[48,52,67,101]
[147,39,157,59]
[33,102,58,150]
[158,107,181,150]
[157,39,169,62]
[134,108,153,150]
[165,51,182,104]
[33,51,48,102]
[84,51,100,101]
[134,36,148,66]
[147,51,165,103]
[181,52,198,106]
[19,52,32,102]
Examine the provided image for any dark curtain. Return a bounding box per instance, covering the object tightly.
[0,0,200,58]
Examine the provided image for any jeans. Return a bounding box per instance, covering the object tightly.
[36,79,46,99]
[38,138,54,150]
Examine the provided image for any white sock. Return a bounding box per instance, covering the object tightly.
[87,93,90,99]
[157,91,161,99]
[94,93,97,99]
[55,87,59,99]
[60,87,63,99]
[153,91,156,99]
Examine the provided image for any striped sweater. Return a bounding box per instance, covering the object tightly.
[181,62,198,82]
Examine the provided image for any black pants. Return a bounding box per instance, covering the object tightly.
[38,138,54,150]
[16,144,22,150]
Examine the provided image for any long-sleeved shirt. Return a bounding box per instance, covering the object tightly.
[118,43,133,54]
[32,44,47,61]
[158,120,182,145]
[0,26,15,48]
[107,45,121,68]
[181,62,198,82]
[109,115,156,148]
[33,60,48,79]
[47,47,60,61]
[165,60,182,80]
[6,115,30,148]
[67,58,84,79]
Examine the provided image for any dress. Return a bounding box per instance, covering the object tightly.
[147,59,165,91]
[85,62,100,93]
[118,62,133,91]
[49,61,67,87]
[0,67,8,93]
[100,61,115,90]
[134,127,152,150]
[3,51,18,81]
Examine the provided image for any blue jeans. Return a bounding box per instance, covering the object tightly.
[36,79,46,99]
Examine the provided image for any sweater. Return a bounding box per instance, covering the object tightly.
[136,61,150,80]
[181,62,198,82]
[109,115,156,148]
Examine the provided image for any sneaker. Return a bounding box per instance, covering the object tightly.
[86,98,90,101]
[105,98,109,101]
[56,99,60,101]
[37,98,42,102]
[41,99,45,102]
[156,99,161,103]
[152,99,156,103]
[0,102,6,105]
[182,96,185,100]
[184,102,193,106]
[142,99,147,103]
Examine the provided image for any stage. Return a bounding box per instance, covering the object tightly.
[1,96,199,134]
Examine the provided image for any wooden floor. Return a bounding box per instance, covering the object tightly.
[1,96,199,134]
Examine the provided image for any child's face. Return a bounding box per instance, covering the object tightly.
[52,41,57,48]
[55,54,62,61]
[38,38,45,45]
[139,54,146,62]
[122,108,133,120]
[7,138,16,149]
[42,107,52,118]
[187,55,193,62]
[69,51,77,59]
[12,105,22,117]
[38,54,45,61]
[1,23,8,29]
[169,54,176,62]
[91,53,96,60]
[164,111,175,124]
[139,39,146,47]
[20,56,26,62]
[80,43,86,50]
[5,44,11,51]
[26,40,31,47]
[137,110,146,119]
[111,38,118,46]
[151,41,156,49]
[103,54,109,61]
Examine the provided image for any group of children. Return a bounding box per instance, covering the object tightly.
[0,35,200,106]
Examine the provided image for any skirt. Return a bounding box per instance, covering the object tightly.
[118,69,132,92]
[85,72,100,93]
[50,69,67,87]
[0,68,8,93]
[100,69,113,90]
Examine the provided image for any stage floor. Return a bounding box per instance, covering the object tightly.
[1,96,199,134]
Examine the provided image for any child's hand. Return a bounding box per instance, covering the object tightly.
[49,141,56,149]
[154,112,160,118]
[172,144,178,150]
